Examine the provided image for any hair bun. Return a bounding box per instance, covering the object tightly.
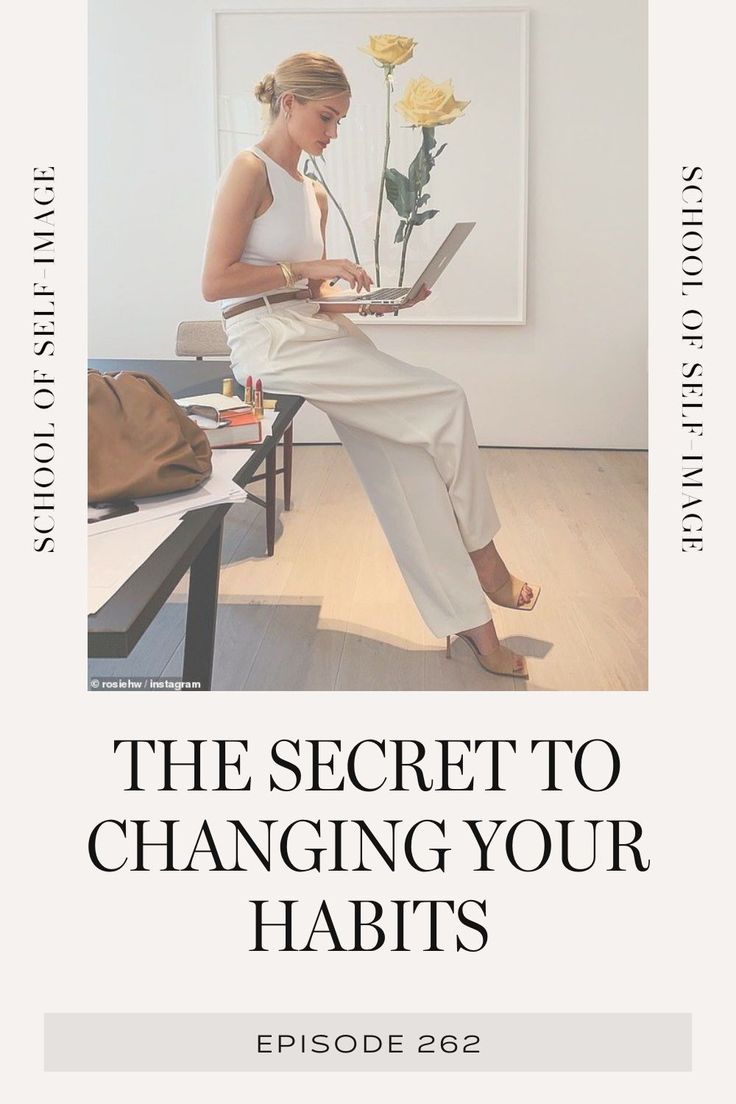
[254,73,276,103]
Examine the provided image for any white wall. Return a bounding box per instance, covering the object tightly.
[89,0,647,448]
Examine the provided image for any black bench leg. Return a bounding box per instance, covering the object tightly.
[266,448,276,556]
[283,422,293,511]
[182,521,223,690]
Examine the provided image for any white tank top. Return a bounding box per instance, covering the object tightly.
[220,146,324,313]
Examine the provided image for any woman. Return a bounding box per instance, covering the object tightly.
[201,52,539,678]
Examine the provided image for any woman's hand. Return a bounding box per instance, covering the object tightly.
[296,258,373,293]
[358,283,432,318]
[315,283,432,317]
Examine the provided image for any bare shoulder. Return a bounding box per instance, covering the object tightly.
[214,151,268,215]
[223,150,268,187]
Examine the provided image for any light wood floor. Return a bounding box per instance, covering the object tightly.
[89,446,648,691]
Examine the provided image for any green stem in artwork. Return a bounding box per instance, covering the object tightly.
[306,156,361,265]
[373,68,393,285]
[398,221,414,288]
[398,177,421,287]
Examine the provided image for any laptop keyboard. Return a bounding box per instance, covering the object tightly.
[358,287,408,301]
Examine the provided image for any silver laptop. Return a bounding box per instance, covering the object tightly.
[318,222,475,304]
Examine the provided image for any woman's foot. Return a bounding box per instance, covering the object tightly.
[452,620,528,678]
[470,542,539,609]
[486,574,541,611]
[463,618,500,654]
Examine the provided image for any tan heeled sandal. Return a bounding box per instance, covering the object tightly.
[485,574,541,612]
[446,632,529,679]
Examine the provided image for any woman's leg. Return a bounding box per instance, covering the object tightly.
[324,420,520,652]
[225,306,523,638]
[330,417,491,638]
[230,308,501,553]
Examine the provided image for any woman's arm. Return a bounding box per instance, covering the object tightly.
[310,181,367,313]
[201,153,295,302]
[307,181,331,301]
[201,155,374,303]
[310,180,382,314]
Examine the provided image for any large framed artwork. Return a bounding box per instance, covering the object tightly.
[214,7,529,324]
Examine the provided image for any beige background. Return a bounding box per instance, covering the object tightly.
[7,0,734,1102]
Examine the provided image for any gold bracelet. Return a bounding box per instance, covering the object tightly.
[277,261,295,288]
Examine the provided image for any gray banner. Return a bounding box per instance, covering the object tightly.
[44,1013,691,1072]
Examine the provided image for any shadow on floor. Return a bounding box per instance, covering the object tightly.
[88,599,555,692]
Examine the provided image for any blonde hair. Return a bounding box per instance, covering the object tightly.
[254,52,351,123]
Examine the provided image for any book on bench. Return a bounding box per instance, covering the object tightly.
[177,395,263,447]
[206,409,262,447]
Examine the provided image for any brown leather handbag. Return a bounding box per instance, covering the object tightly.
[88,371,212,502]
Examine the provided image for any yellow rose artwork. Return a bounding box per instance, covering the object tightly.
[357,33,418,283]
[302,33,419,274]
[360,34,417,67]
[386,75,470,287]
[304,36,470,291]
[396,77,470,128]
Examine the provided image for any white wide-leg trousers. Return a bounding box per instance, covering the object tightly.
[224,299,500,637]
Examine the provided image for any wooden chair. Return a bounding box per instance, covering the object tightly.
[175,320,298,556]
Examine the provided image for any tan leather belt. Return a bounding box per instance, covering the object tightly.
[222,289,310,320]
